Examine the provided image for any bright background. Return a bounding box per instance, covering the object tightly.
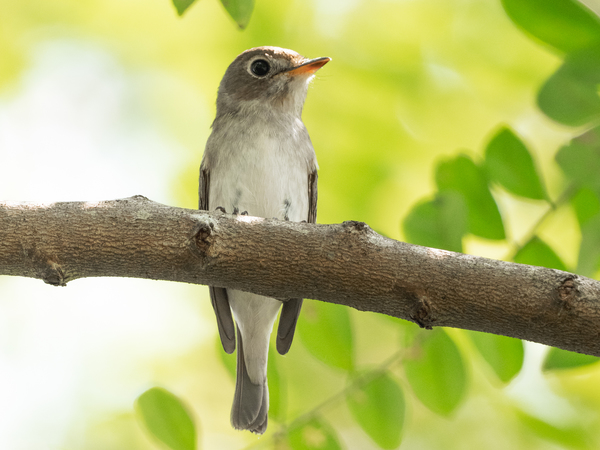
[1,0,600,449]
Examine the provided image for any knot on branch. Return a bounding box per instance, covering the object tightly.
[41,261,66,286]
[124,195,150,203]
[410,297,435,330]
[22,243,68,286]
[342,221,369,233]
[189,220,214,260]
[557,276,578,311]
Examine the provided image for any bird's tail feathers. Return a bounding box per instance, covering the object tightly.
[230,327,269,434]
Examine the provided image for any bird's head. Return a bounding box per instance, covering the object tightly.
[216,46,330,118]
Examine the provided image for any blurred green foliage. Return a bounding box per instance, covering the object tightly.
[517,410,592,449]
[501,0,600,54]
[298,301,354,373]
[538,46,600,126]
[435,154,506,240]
[172,0,195,16]
[543,347,600,371]
[469,331,524,383]
[346,372,405,449]
[4,0,600,448]
[484,127,547,200]
[403,191,468,252]
[287,417,342,450]
[135,387,197,450]
[513,236,567,270]
[219,0,255,29]
[173,0,254,28]
[404,329,467,417]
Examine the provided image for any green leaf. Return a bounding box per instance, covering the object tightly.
[556,142,600,190]
[135,387,197,450]
[435,154,505,240]
[404,329,467,416]
[572,187,600,226]
[514,236,567,271]
[469,331,524,383]
[572,188,600,275]
[484,127,546,200]
[172,0,196,16]
[403,191,468,252]
[220,0,254,29]
[298,301,354,372]
[347,373,405,449]
[501,0,600,54]
[538,46,600,126]
[288,417,342,450]
[543,347,600,371]
[517,410,590,449]
[577,213,600,275]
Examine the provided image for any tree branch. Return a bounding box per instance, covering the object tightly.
[1,196,598,355]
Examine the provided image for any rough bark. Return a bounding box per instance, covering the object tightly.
[1,196,599,356]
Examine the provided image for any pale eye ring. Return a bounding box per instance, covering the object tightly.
[250,59,270,77]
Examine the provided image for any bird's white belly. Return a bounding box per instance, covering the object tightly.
[209,138,309,222]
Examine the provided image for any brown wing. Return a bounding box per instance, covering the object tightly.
[200,167,236,353]
[199,167,210,211]
[308,169,318,224]
[276,168,318,355]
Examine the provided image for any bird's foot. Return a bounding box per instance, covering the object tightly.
[216,206,248,216]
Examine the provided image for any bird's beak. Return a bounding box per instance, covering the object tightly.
[286,57,331,76]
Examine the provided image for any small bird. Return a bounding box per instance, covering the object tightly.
[198,47,329,434]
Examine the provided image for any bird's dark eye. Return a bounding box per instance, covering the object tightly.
[250,59,270,77]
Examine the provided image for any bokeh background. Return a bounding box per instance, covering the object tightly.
[1,0,600,448]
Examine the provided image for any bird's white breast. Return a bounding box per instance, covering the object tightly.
[207,114,314,222]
